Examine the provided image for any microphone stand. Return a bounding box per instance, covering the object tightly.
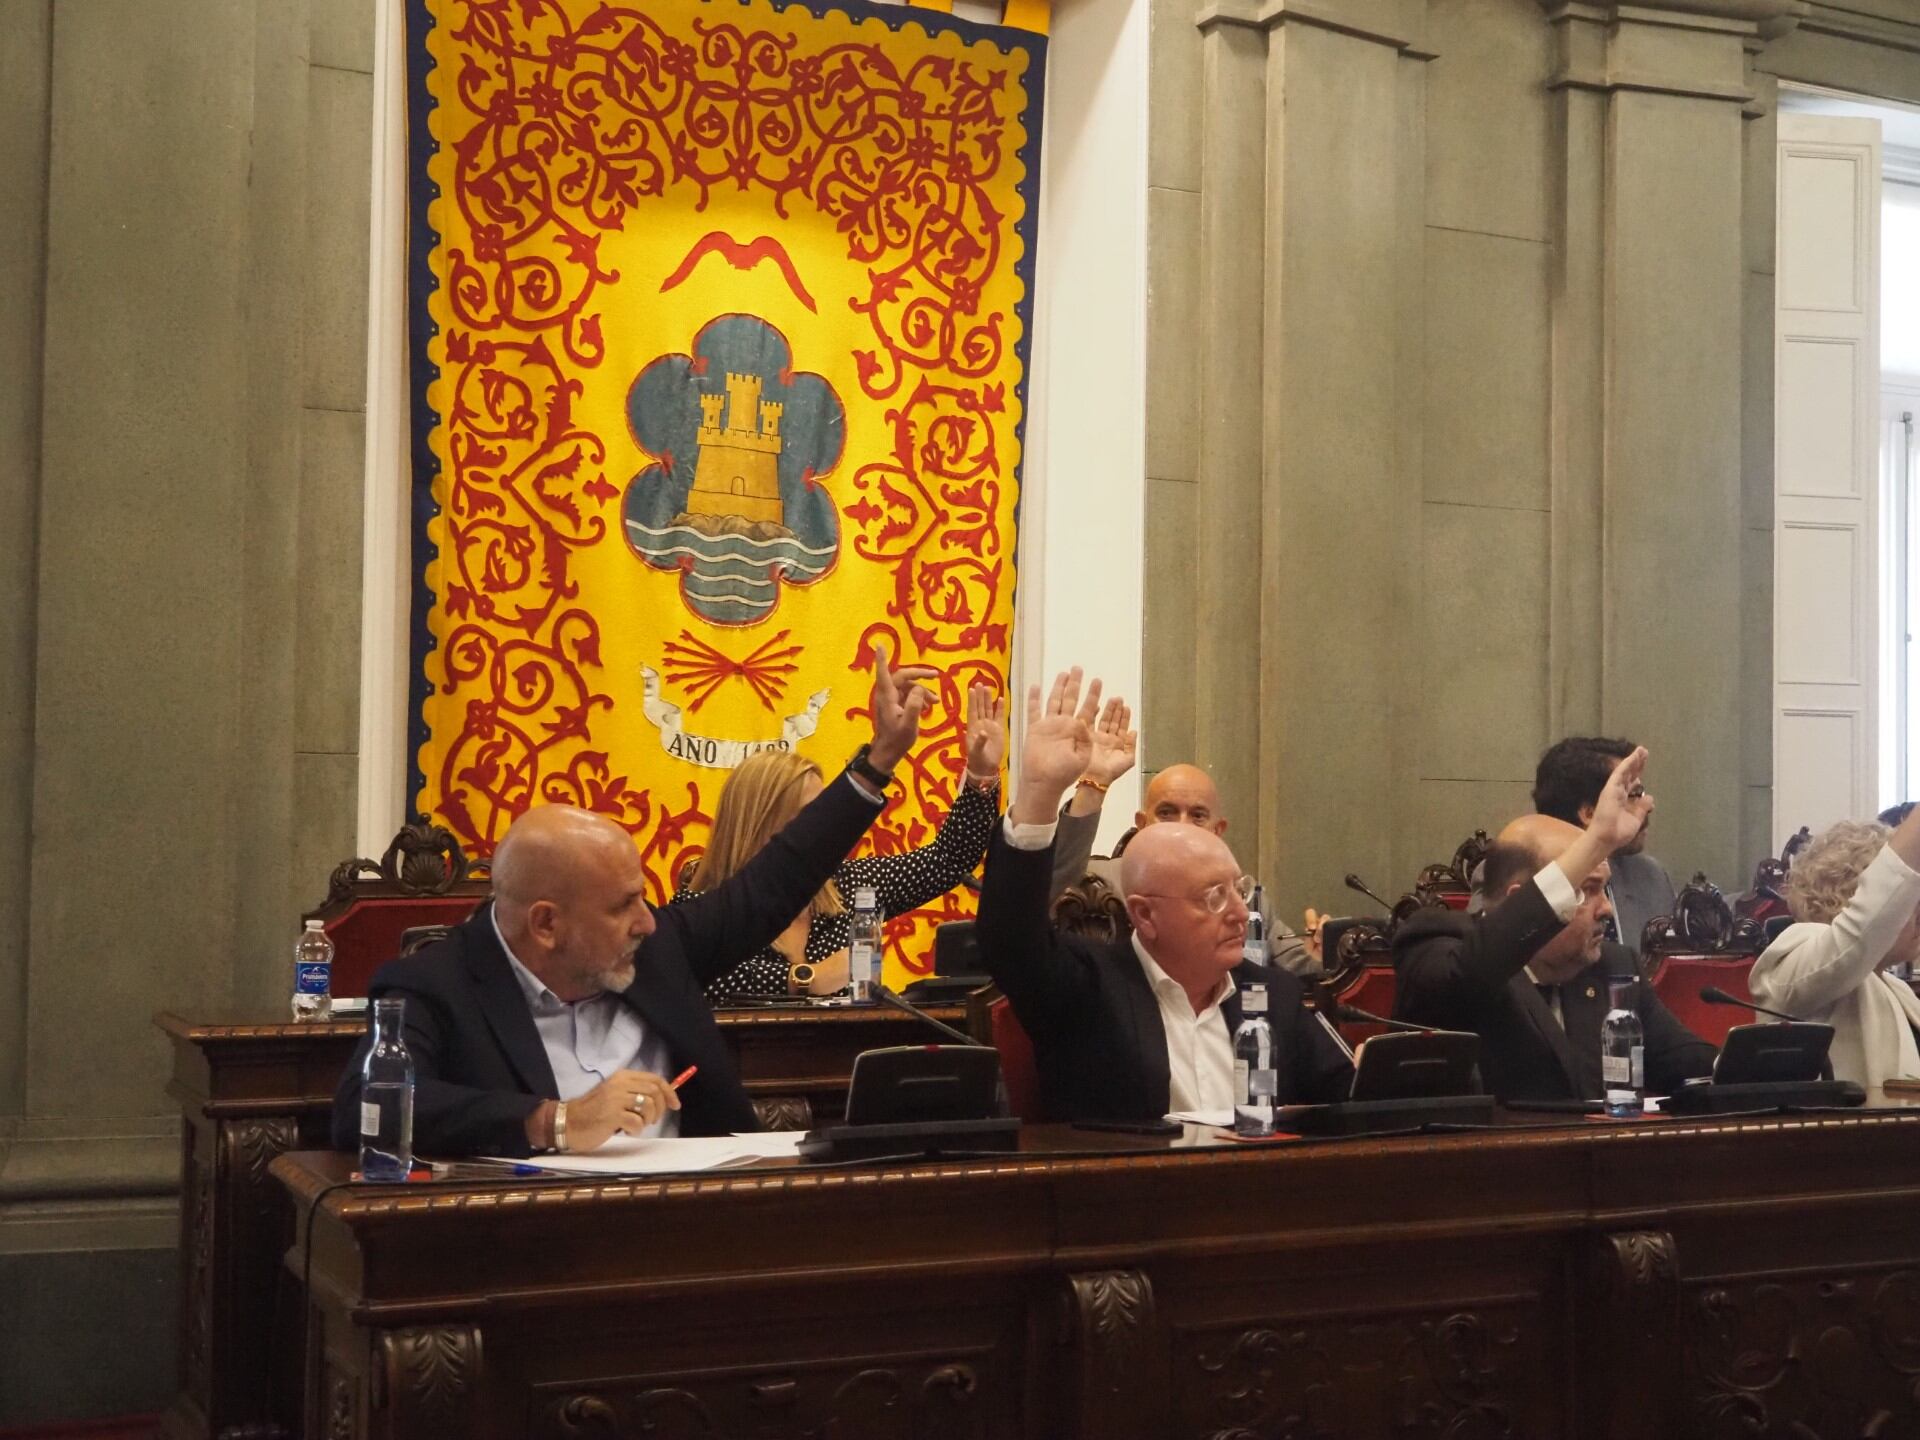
[872,983,980,1046]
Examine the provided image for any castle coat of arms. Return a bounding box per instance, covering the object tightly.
[623,315,844,626]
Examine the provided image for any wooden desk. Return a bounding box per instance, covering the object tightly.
[276,1105,1920,1440]
[155,1002,966,1440]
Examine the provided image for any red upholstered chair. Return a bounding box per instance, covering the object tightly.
[987,994,1045,1122]
[305,823,491,998]
[1647,954,1758,1048]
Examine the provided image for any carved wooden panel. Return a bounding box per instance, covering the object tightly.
[530,1357,989,1440]
[375,1325,483,1440]
[1586,1230,1680,1440]
[181,1119,216,1410]
[1688,1267,1920,1437]
[1059,1269,1167,1440]
[1170,1302,1542,1440]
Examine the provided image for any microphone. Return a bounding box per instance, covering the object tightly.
[1698,985,1805,1025]
[1344,874,1395,914]
[872,983,980,1046]
[1313,1011,1356,1062]
[1332,1003,1434,1034]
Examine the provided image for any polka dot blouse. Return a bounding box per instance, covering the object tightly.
[677,777,1000,1003]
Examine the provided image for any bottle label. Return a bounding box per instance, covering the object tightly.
[295,962,331,995]
[1602,1049,1646,1087]
[360,1100,379,1137]
[1242,986,1268,1015]
[1235,1059,1248,1099]
[1247,1068,1278,1099]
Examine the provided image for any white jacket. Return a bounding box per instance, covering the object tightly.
[1748,845,1920,1090]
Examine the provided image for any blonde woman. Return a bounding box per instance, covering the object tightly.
[1748,805,1920,1090]
[679,684,1007,1002]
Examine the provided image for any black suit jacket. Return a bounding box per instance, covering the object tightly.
[1390,882,1717,1102]
[331,774,883,1155]
[975,826,1353,1122]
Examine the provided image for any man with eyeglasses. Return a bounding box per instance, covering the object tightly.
[974,668,1354,1122]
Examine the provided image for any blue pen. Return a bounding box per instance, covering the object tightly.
[422,1159,546,1178]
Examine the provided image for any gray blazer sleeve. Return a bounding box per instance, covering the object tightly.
[1048,803,1103,902]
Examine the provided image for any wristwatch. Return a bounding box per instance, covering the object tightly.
[551,1101,570,1153]
[788,960,818,996]
[847,743,893,790]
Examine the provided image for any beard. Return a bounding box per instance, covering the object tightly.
[593,946,640,994]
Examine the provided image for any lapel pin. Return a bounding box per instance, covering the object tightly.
[1585,986,1597,1000]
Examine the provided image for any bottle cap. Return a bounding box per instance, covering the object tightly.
[855,887,878,908]
[304,919,325,931]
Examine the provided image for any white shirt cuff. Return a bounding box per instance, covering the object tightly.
[1002,815,1058,851]
[1534,862,1580,922]
[845,771,888,806]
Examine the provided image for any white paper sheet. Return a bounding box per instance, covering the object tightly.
[1165,1109,1235,1128]
[484,1131,807,1176]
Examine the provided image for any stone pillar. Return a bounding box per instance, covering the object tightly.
[1188,2,1267,861]
[1256,0,1432,906]
[1542,0,1798,887]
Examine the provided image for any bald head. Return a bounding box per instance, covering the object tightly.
[493,805,635,919]
[1120,820,1235,899]
[1119,821,1249,1007]
[491,805,655,1000]
[1482,813,1613,980]
[1137,763,1226,836]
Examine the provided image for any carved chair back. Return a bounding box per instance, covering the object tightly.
[304,823,492,997]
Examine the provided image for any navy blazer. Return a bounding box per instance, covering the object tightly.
[331,773,882,1155]
[1391,881,1716,1102]
[974,825,1353,1122]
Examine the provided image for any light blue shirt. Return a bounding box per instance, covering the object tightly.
[492,909,679,1138]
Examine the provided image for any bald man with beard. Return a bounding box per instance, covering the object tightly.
[331,647,936,1156]
[1390,749,1716,1103]
[976,669,1352,1122]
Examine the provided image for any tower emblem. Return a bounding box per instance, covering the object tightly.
[622,315,843,625]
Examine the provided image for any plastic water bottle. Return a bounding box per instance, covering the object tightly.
[1233,984,1276,1136]
[357,998,415,1181]
[848,886,882,1003]
[1242,885,1269,967]
[1601,978,1645,1118]
[291,919,333,1021]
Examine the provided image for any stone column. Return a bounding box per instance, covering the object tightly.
[1256,0,1433,906]
[1542,0,1799,887]
[1188,2,1267,861]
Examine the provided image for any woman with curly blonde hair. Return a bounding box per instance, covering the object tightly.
[1748,806,1920,1090]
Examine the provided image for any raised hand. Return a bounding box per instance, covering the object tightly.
[1586,746,1653,855]
[964,682,1009,784]
[1084,697,1138,787]
[868,640,938,773]
[1010,668,1102,825]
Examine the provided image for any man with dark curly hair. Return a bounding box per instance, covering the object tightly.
[1533,736,1678,956]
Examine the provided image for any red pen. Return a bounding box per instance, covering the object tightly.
[670,1065,698,1090]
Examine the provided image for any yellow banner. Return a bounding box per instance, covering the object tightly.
[407,0,1045,982]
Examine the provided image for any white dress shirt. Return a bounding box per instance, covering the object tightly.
[492,910,679,1138]
[1002,813,1238,1111]
[1132,933,1239,1111]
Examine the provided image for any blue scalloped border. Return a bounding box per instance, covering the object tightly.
[402,0,1049,823]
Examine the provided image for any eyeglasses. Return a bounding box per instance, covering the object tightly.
[1134,873,1256,916]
